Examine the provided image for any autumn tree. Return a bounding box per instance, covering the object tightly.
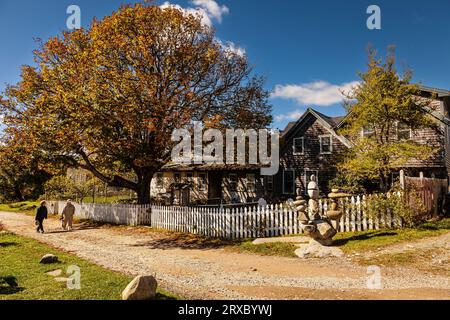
[336,47,439,192]
[0,134,53,201]
[0,4,272,203]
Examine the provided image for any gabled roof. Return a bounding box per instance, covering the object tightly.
[282,108,351,147]
[418,85,450,98]
[335,84,450,129]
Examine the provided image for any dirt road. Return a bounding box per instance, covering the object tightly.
[1,211,449,300]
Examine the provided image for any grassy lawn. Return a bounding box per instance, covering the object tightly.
[0,232,178,300]
[0,201,40,216]
[228,241,298,258]
[333,218,450,253]
[226,218,450,257]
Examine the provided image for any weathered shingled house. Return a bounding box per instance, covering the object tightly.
[150,164,267,205]
[271,108,350,199]
[271,85,450,199]
[151,85,450,205]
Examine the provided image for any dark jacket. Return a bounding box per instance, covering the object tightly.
[35,206,48,221]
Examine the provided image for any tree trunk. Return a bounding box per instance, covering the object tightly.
[14,185,24,202]
[136,170,153,204]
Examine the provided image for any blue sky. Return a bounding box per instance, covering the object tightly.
[0,0,449,130]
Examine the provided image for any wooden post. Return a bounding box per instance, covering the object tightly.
[400,170,405,190]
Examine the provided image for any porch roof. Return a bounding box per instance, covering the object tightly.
[160,163,266,172]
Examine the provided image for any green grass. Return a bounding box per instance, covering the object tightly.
[0,201,40,216]
[333,218,450,253]
[227,241,298,258]
[0,232,179,300]
[226,219,450,257]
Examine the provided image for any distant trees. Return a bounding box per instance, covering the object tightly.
[44,175,97,203]
[0,4,272,204]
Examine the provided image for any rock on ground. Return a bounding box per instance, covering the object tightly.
[295,240,344,259]
[122,275,158,300]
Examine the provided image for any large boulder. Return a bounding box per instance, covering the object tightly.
[122,275,157,300]
[40,254,59,264]
[315,220,337,240]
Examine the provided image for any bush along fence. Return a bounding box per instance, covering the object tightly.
[48,195,404,239]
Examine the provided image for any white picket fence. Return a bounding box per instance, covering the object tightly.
[49,201,151,226]
[49,195,403,239]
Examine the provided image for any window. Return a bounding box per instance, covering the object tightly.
[397,122,412,140]
[198,173,207,191]
[246,174,256,192]
[319,135,332,154]
[265,176,274,192]
[156,173,164,188]
[174,173,181,183]
[185,172,193,183]
[293,137,304,154]
[283,169,295,194]
[362,125,375,138]
[229,174,238,192]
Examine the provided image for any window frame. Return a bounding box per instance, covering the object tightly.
[229,173,238,192]
[397,122,412,141]
[246,174,256,192]
[319,135,333,154]
[156,173,164,189]
[185,172,194,183]
[282,169,295,195]
[265,176,274,192]
[361,126,375,138]
[198,173,208,191]
[293,137,305,155]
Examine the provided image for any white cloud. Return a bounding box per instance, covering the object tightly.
[274,109,305,122]
[272,81,359,106]
[217,39,246,57]
[192,0,229,23]
[160,0,229,27]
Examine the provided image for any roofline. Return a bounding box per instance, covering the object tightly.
[418,85,450,98]
[283,108,351,148]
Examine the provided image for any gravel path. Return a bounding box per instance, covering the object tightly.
[1,211,449,300]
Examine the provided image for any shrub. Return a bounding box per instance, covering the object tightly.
[366,185,427,227]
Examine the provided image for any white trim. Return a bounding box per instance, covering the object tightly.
[293,137,305,155]
[246,173,256,192]
[361,126,375,138]
[396,121,412,141]
[265,176,274,192]
[156,173,164,189]
[282,169,295,195]
[198,172,208,191]
[229,173,238,192]
[319,135,333,154]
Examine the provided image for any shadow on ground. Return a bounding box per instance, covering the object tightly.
[333,231,398,246]
[0,242,18,248]
[0,276,24,295]
[131,232,238,250]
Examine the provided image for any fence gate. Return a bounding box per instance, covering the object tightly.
[403,174,447,217]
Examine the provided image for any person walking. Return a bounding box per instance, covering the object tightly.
[61,199,76,231]
[35,201,48,234]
